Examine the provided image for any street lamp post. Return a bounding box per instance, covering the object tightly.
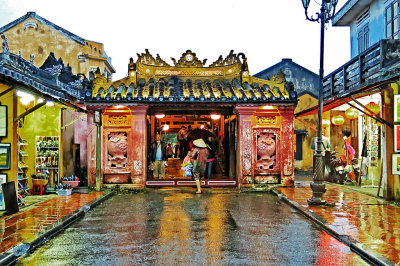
[94,109,102,191]
[301,0,338,205]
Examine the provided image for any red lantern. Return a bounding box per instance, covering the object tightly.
[365,102,380,115]
[331,115,345,126]
[322,119,330,128]
[345,108,358,120]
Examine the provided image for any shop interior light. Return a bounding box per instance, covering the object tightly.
[162,124,169,131]
[210,114,221,120]
[37,98,44,104]
[261,105,275,110]
[200,124,205,129]
[46,101,54,107]
[155,114,165,119]
[17,90,35,106]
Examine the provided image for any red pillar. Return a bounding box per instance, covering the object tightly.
[278,106,295,186]
[129,105,148,187]
[235,106,259,187]
[87,109,100,187]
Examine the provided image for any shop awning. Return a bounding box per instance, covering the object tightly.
[294,91,377,118]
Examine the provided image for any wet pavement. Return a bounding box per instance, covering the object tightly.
[277,182,400,265]
[0,191,106,263]
[17,189,366,265]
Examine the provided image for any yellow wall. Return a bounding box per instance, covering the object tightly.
[3,17,113,79]
[17,99,63,188]
[294,94,318,171]
[0,84,17,186]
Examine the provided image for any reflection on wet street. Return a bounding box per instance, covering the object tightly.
[18,189,367,265]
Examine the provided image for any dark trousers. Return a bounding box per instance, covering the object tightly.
[179,140,187,160]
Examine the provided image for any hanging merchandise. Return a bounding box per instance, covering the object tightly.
[331,115,345,126]
[365,102,380,115]
[345,108,358,120]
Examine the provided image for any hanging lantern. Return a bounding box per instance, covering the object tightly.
[365,102,380,115]
[322,119,330,128]
[331,115,345,126]
[345,108,358,120]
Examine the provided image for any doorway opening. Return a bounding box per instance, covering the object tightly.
[146,111,237,187]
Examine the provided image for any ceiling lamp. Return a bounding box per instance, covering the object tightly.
[46,101,54,107]
[210,114,221,120]
[17,90,35,107]
[155,114,165,119]
[162,124,169,131]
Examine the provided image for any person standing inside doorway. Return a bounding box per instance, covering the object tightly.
[149,134,168,179]
[177,126,187,160]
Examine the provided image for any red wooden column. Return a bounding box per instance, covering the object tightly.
[235,106,259,187]
[278,106,295,186]
[86,107,104,187]
[129,105,148,187]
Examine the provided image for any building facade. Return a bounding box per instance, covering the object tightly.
[0,12,116,179]
[298,0,400,200]
[255,58,320,172]
[84,50,298,188]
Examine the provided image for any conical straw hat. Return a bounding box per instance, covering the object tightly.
[193,138,207,148]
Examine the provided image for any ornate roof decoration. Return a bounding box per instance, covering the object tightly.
[209,50,242,67]
[0,52,84,99]
[85,50,297,104]
[170,50,206,67]
[136,49,170,66]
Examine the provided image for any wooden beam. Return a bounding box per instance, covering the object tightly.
[295,117,318,132]
[14,102,46,122]
[0,85,14,98]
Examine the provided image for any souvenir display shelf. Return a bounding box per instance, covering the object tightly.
[35,136,60,187]
[17,130,29,189]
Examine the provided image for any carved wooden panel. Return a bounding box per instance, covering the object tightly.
[103,128,132,175]
[253,128,280,175]
[241,120,252,177]
[107,132,128,168]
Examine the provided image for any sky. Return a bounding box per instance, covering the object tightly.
[0,0,350,81]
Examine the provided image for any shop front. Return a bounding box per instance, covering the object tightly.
[0,51,85,197]
[85,50,298,188]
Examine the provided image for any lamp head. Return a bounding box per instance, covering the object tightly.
[301,0,310,9]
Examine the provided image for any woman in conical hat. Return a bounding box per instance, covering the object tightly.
[188,138,208,193]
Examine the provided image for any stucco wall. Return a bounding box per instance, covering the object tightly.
[18,102,62,188]
[2,17,112,78]
[349,0,387,57]
[0,84,17,186]
[294,94,318,171]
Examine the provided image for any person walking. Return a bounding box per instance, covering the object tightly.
[205,139,215,179]
[149,134,168,179]
[188,138,208,194]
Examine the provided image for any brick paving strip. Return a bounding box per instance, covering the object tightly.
[0,191,112,265]
[274,184,399,266]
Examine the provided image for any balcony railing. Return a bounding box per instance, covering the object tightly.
[322,39,400,101]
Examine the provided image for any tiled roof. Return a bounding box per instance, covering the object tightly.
[85,50,298,105]
[85,77,297,104]
[0,52,82,100]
